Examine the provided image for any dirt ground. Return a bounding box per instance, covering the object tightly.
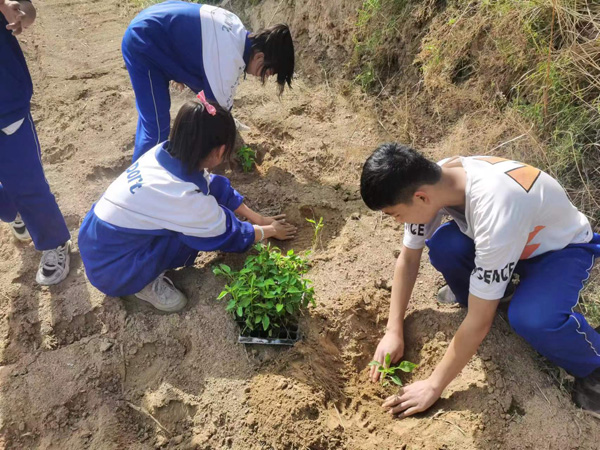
[1,0,599,449]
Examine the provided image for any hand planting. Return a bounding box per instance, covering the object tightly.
[369,353,417,387]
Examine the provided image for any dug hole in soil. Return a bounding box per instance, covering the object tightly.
[0,0,599,449]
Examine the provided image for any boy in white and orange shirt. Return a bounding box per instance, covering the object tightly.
[360,143,600,417]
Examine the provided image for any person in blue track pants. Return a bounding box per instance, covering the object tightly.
[0,0,71,285]
[122,0,295,161]
[79,97,296,312]
[360,143,600,418]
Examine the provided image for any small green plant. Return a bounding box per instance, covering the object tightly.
[237,145,257,173]
[305,216,324,249]
[213,243,315,336]
[369,353,417,387]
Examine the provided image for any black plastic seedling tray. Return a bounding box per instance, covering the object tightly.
[236,320,301,346]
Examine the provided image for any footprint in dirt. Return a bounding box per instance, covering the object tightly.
[43,143,77,165]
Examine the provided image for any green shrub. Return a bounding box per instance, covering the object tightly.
[213,244,315,335]
[237,145,257,173]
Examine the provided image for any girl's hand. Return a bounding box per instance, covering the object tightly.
[270,219,296,240]
[257,214,286,226]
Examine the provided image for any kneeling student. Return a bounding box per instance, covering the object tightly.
[360,143,600,417]
[79,95,295,312]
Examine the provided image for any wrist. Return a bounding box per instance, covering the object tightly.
[427,374,446,396]
[385,321,404,335]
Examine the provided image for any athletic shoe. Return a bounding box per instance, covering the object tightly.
[572,327,600,418]
[8,213,31,241]
[234,117,251,132]
[134,273,187,312]
[36,241,71,286]
[437,282,516,304]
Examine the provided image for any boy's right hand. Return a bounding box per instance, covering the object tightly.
[369,329,405,382]
[270,219,296,240]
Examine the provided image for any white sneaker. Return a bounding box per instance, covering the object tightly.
[437,283,516,304]
[234,117,251,132]
[36,240,71,286]
[437,284,457,304]
[9,213,31,241]
[134,273,187,312]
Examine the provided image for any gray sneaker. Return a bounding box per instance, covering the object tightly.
[36,241,71,286]
[573,369,600,418]
[437,282,516,304]
[134,273,188,312]
[9,213,31,242]
[572,327,600,418]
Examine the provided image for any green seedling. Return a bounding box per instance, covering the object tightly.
[237,145,257,173]
[213,243,315,336]
[368,353,417,387]
[305,217,324,249]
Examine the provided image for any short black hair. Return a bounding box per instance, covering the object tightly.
[168,100,236,173]
[249,24,294,94]
[360,143,442,210]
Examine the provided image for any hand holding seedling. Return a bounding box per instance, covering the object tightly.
[368,353,416,387]
[369,329,405,382]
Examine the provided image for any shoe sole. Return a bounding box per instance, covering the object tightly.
[35,241,71,286]
[130,294,188,313]
[10,228,31,242]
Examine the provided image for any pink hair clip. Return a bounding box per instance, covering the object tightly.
[197,91,217,116]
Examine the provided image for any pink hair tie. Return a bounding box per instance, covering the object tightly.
[197,91,217,116]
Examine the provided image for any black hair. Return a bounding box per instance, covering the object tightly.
[167,100,236,173]
[249,23,294,94]
[360,143,442,210]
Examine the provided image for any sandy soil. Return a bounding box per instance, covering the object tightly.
[0,0,599,449]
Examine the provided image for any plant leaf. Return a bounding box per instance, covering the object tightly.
[398,361,418,373]
[236,306,243,317]
[367,361,381,367]
[262,315,270,331]
[384,353,391,367]
[390,375,403,386]
[276,304,284,312]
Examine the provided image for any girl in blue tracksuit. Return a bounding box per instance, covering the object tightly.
[78,95,296,312]
[122,0,295,161]
[0,0,71,286]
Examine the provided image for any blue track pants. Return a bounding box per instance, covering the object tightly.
[427,221,600,378]
[122,35,171,162]
[0,112,70,250]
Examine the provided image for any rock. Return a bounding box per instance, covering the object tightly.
[100,340,113,352]
[350,212,360,220]
[172,435,183,444]
[18,422,25,432]
[276,380,288,390]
